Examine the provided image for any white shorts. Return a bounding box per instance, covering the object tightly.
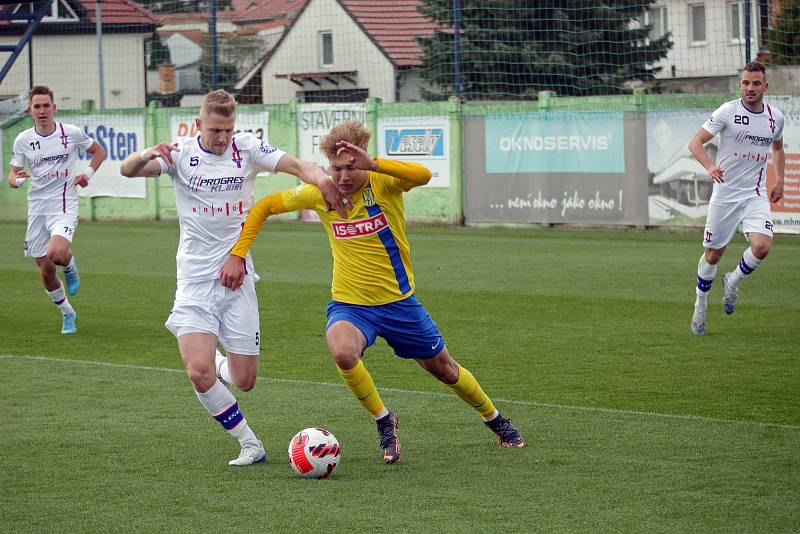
[24,213,79,258]
[702,196,773,249]
[165,275,261,356]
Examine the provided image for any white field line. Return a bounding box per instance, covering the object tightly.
[3,353,799,431]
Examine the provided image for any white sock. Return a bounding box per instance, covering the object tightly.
[695,255,716,309]
[373,407,389,420]
[483,409,500,422]
[728,247,761,287]
[46,283,74,315]
[64,256,76,273]
[215,349,233,385]
[195,380,259,446]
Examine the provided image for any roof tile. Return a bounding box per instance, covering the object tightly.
[339,0,439,67]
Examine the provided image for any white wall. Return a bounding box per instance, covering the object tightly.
[260,0,396,103]
[653,0,759,79]
[0,33,147,109]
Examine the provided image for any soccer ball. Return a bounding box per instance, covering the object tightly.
[288,427,341,479]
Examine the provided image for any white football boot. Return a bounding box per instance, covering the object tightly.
[691,306,707,335]
[229,440,266,466]
[722,272,738,315]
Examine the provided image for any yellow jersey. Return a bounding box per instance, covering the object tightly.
[231,158,432,305]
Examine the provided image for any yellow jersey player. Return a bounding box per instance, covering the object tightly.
[220,120,524,463]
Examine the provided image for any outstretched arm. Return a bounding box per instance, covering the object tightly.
[335,140,431,190]
[120,142,179,178]
[275,154,348,217]
[220,192,291,289]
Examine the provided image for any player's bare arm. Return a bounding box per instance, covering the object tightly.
[120,142,179,177]
[274,154,348,217]
[7,165,28,188]
[769,139,785,203]
[335,141,431,189]
[74,141,107,188]
[688,128,724,183]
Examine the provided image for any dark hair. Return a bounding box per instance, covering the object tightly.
[744,62,766,78]
[28,85,54,102]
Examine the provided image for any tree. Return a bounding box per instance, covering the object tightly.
[764,0,800,65]
[199,34,263,90]
[148,37,171,70]
[416,0,672,100]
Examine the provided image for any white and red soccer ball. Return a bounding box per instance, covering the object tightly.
[288,427,341,478]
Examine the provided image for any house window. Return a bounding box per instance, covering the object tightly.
[689,4,706,44]
[645,6,668,41]
[12,0,78,22]
[44,0,79,22]
[319,31,333,68]
[728,1,743,42]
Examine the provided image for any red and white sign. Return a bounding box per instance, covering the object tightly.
[331,213,388,239]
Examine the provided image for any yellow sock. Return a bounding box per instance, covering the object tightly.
[448,365,497,420]
[337,360,385,417]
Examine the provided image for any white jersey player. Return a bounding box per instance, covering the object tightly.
[687,62,786,335]
[120,89,347,467]
[7,86,107,335]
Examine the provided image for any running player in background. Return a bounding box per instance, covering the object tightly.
[220,120,524,464]
[687,62,785,335]
[7,85,107,335]
[120,89,347,467]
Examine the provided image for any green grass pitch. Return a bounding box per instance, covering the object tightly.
[1,221,798,532]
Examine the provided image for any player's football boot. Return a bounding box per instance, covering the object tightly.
[691,306,707,335]
[214,349,230,388]
[64,260,80,296]
[722,272,738,315]
[376,410,401,464]
[61,312,77,335]
[485,412,525,448]
[228,440,266,466]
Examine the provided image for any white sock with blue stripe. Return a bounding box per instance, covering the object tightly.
[195,380,258,446]
[727,247,761,287]
[695,255,717,310]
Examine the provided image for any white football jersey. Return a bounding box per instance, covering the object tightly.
[702,99,784,202]
[158,133,287,283]
[10,122,95,215]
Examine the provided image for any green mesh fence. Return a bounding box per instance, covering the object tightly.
[1,0,799,113]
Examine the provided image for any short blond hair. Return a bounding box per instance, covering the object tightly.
[201,89,237,118]
[320,120,371,159]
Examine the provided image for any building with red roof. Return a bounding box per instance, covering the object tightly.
[0,0,159,109]
[247,0,440,104]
